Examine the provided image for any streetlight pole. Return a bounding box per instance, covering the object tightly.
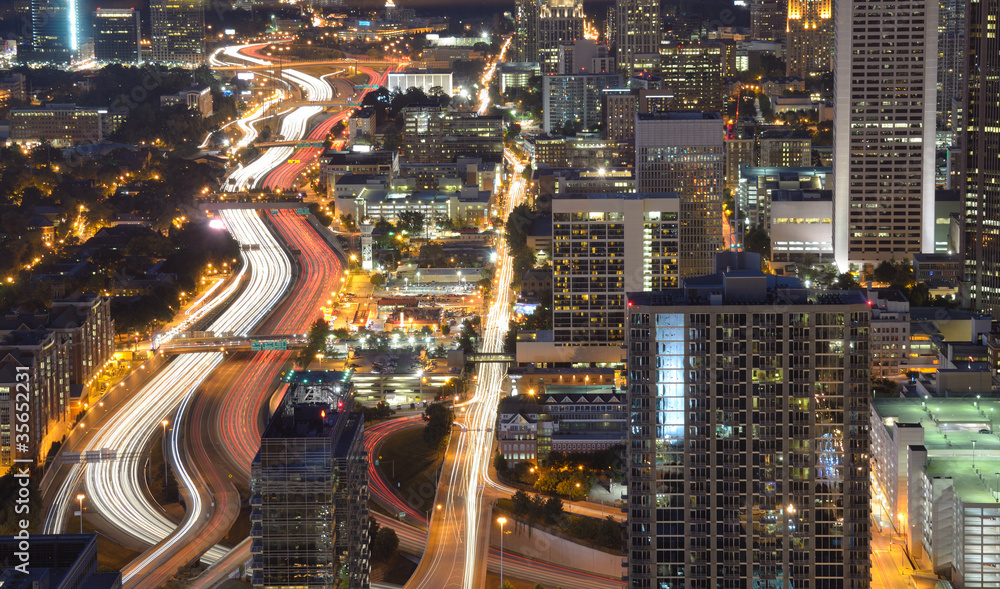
[497,516,507,587]
[76,494,85,533]
[161,419,169,488]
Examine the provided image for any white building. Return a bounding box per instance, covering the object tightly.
[832,0,937,268]
[387,71,453,95]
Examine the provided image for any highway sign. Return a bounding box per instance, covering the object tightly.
[251,340,287,351]
[297,208,310,215]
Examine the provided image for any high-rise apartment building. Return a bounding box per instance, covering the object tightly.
[614,0,660,74]
[625,252,871,589]
[250,371,369,589]
[636,112,723,278]
[552,193,680,346]
[832,0,937,268]
[785,0,832,78]
[750,0,786,42]
[17,0,79,63]
[401,106,503,163]
[150,0,205,66]
[515,0,541,62]
[963,0,1000,317]
[543,73,624,134]
[937,0,966,133]
[658,44,724,111]
[538,0,585,75]
[93,9,141,64]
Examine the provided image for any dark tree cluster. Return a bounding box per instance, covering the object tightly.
[422,402,454,450]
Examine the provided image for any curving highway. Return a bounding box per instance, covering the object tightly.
[44,209,292,589]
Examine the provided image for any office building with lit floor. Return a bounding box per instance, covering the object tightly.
[92,8,141,64]
[552,192,680,346]
[625,252,871,589]
[250,371,369,589]
[150,0,205,65]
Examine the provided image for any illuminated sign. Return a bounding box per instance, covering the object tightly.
[237,72,254,81]
[359,20,371,26]
[224,28,236,35]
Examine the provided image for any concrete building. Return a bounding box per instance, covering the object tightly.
[551,192,680,345]
[401,106,503,163]
[150,0,205,66]
[0,74,27,102]
[537,0,585,75]
[832,0,937,267]
[635,112,724,278]
[867,289,911,379]
[737,166,831,228]
[658,44,724,111]
[542,73,624,134]
[556,39,614,74]
[349,106,376,138]
[784,0,832,78]
[500,62,541,93]
[0,534,121,589]
[750,0,787,43]
[757,129,811,168]
[964,0,1000,318]
[603,88,638,141]
[92,9,141,64]
[625,252,871,589]
[768,189,834,263]
[336,187,490,227]
[497,384,626,464]
[386,71,453,95]
[614,0,660,73]
[399,158,499,194]
[250,371,369,589]
[159,84,213,117]
[321,149,399,197]
[10,104,126,147]
[869,397,1000,588]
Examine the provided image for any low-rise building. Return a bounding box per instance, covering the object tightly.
[497,384,626,464]
[159,84,213,117]
[321,150,399,198]
[349,106,376,138]
[387,70,453,95]
[402,105,503,163]
[335,187,490,227]
[768,189,834,263]
[868,289,911,379]
[10,104,126,147]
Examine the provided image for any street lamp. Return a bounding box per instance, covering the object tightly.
[76,494,85,533]
[497,516,507,587]
[161,419,169,488]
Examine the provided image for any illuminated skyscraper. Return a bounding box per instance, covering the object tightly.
[515,0,541,62]
[538,0,584,75]
[785,0,832,78]
[93,9,141,64]
[937,0,966,133]
[636,111,724,278]
[963,0,1000,317]
[750,0,786,42]
[614,0,660,73]
[832,0,937,268]
[150,0,205,66]
[625,254,872,589]
[17,0,79,63]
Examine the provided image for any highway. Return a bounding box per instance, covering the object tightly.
[43,209,292,589]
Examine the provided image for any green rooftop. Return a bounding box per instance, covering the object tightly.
[872,397,1000,453]
[923,457,1000,505]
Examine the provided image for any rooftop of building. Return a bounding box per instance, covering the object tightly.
[866,288,909,304]
[529,215,552,236]
[770,189,832,202]
[285,370,352,385]
[909,307,992,322]
[872,397,1000,458]
[758,129,812,140]
[550,191,679,201]
[637,111,722,121]
[739,166,832,178]
[912,253,963,263]
[532,166,634,180]
[355,188,490,204]
[923,457,1000,505]
[321,149,397,164]
[499,384,626,412]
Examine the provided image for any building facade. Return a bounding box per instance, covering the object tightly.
[614,0,660,73]
[538,0,585,75]
[552,193,680,345]
[625,252,871,589]
[635,112,724,278]
[92,8,141,64]
[543,73,624,134]
[832,0,938,267]
[785,0,832,78]
[10,104,126,147]
[963,0,1000,318]
[402,106,503,163]
[515,0,541,62]
[250,372,369,589]
[18,0,78,63]
[658,44,724,111]
[150,0,205,66]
